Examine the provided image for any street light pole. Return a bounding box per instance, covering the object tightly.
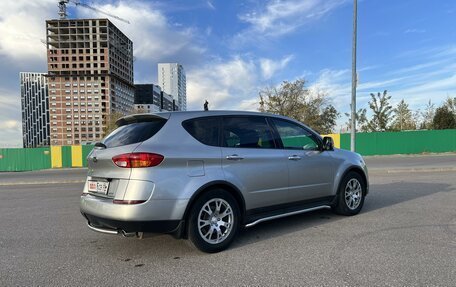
[350,0,358,152]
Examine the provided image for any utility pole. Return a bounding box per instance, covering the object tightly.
[350,0,358,152]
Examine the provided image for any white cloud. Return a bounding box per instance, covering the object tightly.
[0,0,55,60]
[187,54,317,112]
[388,74,456,106]
[357,76,412,91]
[260,54,293,80]
[310,68,351,100]
[0,88,22,146]
[0,120,21,130]
[396,45,456,62]
[239,0,347,37]
[238,98,260,111]
[76,1,206,63]
[187,56,259,110]
[390,58,452,76]
[404,28,426,34]
[0,128,22,147]
[205,26,213,36]
[207,1,216,10]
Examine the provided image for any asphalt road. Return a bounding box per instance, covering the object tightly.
[0,155,455,286]
[0,168,87,185]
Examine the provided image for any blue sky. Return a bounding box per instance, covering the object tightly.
[0,0,455,146]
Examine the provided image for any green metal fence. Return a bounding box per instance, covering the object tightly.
[340,129,456,155]
[61,146,72,168]
[0,147,52,172]
[82,145,94,167]
[0,130,455,172]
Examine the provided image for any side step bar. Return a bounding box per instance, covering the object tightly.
[244,205,331,228]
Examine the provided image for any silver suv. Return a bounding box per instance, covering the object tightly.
[80,111,368,252]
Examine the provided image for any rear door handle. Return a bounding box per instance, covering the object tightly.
[288,155,302,161]
[226,154,244,161]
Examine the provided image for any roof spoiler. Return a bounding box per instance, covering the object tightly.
[115,113,170,127]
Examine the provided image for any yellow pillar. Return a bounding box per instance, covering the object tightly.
[71,145,83,167]
[51,146,62,168]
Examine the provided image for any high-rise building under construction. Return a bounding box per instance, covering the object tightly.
[45,18,134,145]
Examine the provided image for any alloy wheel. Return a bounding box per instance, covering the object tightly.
[344,178,362,210]
[197,198,234,244]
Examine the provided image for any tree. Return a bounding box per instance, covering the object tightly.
[443,96,456,121]
[102,111,125,137]
[319,105,339,134]
[367,90,394,131]
[420,100,435,129]
[433,106,456,130]
[344,108,369,132]
[391,99,416,131]
[259,79,309,123]
[259,78,339,134]
[412,109,421,130]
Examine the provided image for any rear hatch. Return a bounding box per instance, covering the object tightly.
[87,114,168,185]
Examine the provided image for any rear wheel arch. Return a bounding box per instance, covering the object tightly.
[181,181,246,236]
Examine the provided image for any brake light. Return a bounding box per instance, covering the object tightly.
[112,153,164,168]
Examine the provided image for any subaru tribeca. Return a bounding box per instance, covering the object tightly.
[80,111,368,253]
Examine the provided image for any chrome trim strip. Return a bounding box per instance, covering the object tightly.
[244,205,331,228]
[87,223,119,235]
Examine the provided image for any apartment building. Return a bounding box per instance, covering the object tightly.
[45,18,134,145]
[158,63,186,111]
[20,72,50,148]
[134,84,178,113]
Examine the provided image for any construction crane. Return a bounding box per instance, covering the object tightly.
[58,0,130,24]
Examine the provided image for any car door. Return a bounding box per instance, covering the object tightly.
[271,118,336,202]
[220,116,289,210]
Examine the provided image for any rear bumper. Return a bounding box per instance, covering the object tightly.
[82,212,181,233]
[80,194,189,221]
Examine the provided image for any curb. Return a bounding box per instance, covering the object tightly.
[369,167,456,174]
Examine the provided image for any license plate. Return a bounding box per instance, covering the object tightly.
[88,181,109,195]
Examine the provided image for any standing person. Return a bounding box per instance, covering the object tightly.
[204,100,209,111]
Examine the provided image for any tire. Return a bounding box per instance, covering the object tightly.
[332,171,365,216]
[187,189,240,253]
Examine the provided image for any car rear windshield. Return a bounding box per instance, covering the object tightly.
[102,119,166,148]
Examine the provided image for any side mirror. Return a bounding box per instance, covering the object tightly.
[322,136,334,151]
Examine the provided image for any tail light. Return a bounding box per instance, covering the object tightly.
[112,153,164,168]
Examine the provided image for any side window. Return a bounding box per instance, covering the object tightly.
[222,116,276,149]
[272,119,319,150]
[182,117,220,147]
